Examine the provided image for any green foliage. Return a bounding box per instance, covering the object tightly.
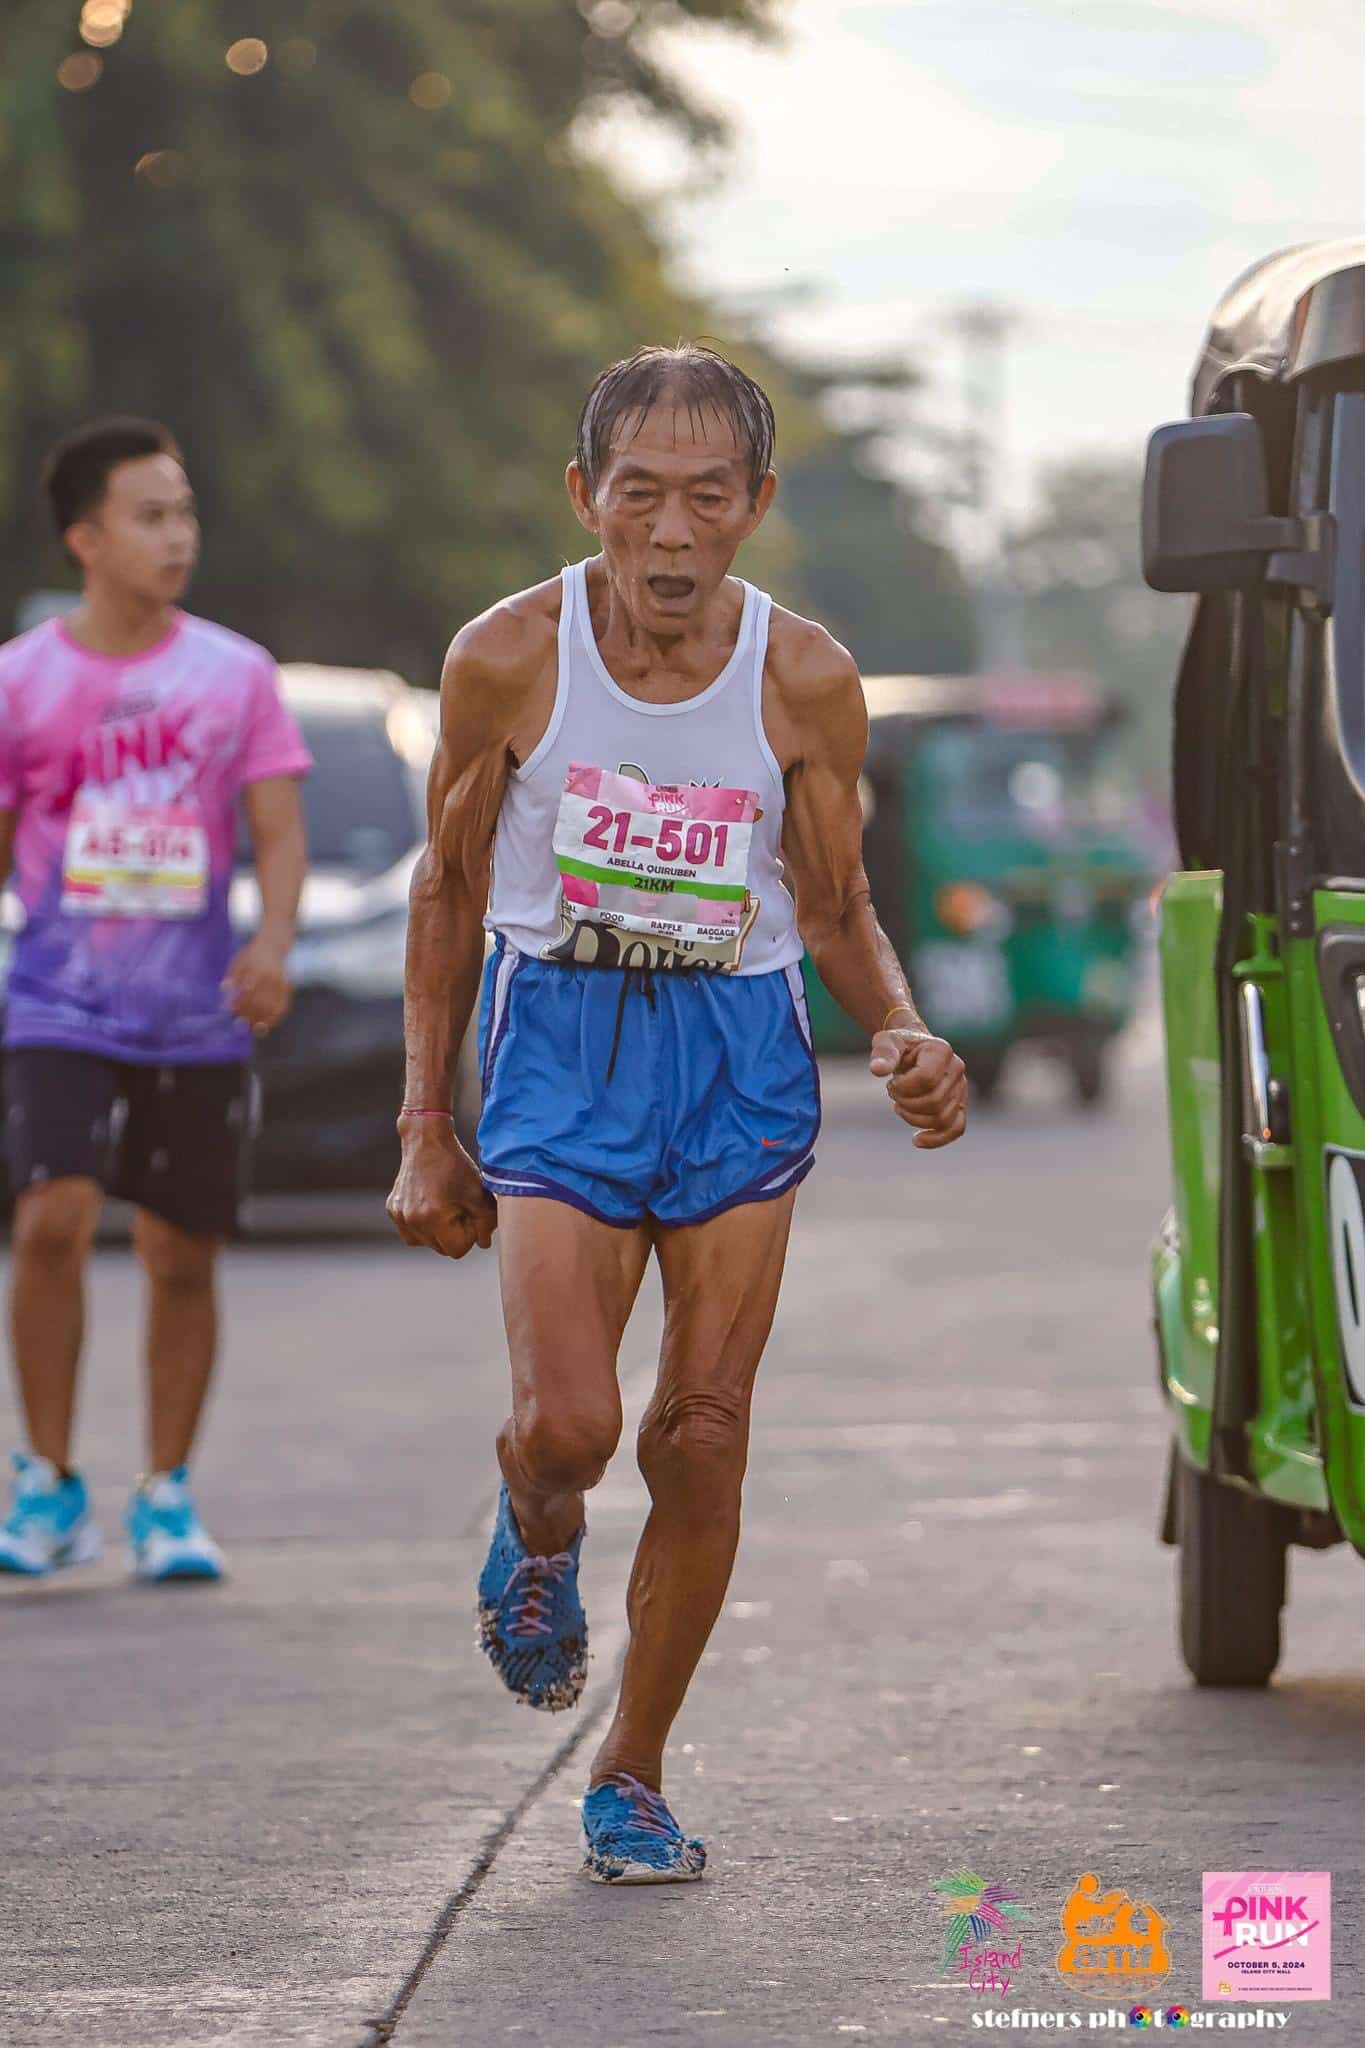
[722,342,975,674]
[0,0,762,670]
[0,0,972,683]
[778,432,975,675]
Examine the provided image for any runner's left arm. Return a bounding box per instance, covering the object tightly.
[0,809,14,889]
[223,776,307,1035]
[779,632,967,1150]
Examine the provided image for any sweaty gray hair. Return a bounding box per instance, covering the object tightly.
[575,345,776,503]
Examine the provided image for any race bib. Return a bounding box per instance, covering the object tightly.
[61,793,209,920]
[545,763,761,971]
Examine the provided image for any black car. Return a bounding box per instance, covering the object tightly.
[240,665,481,1189]
[0,665,480,1202]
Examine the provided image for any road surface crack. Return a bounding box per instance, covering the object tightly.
[358,1646,625,2044]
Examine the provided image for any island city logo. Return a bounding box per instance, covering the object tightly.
[1055,1870,1171,1999]
[1203,1872,1331,2001]
[935,1868,1025,1995]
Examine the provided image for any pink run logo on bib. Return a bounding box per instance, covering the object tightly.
[545,762,761,971]
[1203,1872,1330,2001]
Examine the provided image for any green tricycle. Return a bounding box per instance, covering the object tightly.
[802,672,1149,1106]
[1144,236,1365,1683]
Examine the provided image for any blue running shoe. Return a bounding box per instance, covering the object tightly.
[581,1774,706,1884]
[125,1467,225,1582]
[476,1482,587,1712]
[0,1453,100,1576]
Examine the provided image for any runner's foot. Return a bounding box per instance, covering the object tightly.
[125,1467,225,1581]
[0,1453,101,1576]
[580,1773,706,1884]
[477,1481,587,1711]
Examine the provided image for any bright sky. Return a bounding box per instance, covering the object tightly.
[594,0,1365,515]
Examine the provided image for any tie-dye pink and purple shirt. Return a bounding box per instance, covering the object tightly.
[0,611,312,1064]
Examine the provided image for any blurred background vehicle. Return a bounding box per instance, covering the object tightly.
[802,672,1152,1108]
[1145,237,1365,1687]
[232,665,445,1193]
[0,666,480,1204]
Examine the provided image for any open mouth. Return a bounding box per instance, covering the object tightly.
[647,575,696,601]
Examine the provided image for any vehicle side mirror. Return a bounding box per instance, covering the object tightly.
[1142,414,1297,593]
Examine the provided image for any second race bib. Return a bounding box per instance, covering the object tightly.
[60,792,210,920]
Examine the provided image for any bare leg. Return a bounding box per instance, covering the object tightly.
[7,1179,104,1467]
[133,1208,220,1472]
[494,1196,652,1556]
[589,1187,798,1792]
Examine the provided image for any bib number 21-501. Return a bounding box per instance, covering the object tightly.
[546,762,761,972]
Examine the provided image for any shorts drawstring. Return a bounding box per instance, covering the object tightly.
[605,964,659,1086]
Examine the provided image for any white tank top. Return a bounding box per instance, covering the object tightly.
[485,559,801,976]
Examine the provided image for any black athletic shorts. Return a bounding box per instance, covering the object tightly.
[2,1047,257,1239]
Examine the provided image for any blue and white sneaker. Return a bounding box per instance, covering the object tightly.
[125,1467,225,1582]
[476,1481,587,1712]
[581,1774,707,1884]
[0,1453,101,1576]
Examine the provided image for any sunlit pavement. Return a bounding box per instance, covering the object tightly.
[3,1017,1362,2046]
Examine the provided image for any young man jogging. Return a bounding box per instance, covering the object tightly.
[0,418,310,1581]
[387,348,966,1881]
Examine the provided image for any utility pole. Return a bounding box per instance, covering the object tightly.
[952,300,1023,672]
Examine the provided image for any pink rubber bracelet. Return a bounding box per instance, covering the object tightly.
[399,1106,454,1119]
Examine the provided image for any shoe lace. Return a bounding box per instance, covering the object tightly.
[502,1551,574,1637]
[604,1774,677,1841]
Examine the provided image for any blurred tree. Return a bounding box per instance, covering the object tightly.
[0,0,972,681]
[1004,455,1185,792]
[774,360,975,675]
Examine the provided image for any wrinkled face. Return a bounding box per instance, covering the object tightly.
[568,396,775,629]
[66,453,199,604]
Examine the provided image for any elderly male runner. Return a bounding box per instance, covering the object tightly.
[388,346,966,1883]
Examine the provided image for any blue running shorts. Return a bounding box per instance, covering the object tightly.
[476,937,820,1229]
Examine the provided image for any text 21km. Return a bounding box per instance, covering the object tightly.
[583,807,730,867]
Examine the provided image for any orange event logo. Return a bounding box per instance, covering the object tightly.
[1056,1871,1171,2000]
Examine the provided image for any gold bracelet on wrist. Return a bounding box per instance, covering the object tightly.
[881,1003,919,1033]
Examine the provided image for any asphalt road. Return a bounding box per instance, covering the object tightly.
[3,1023,1362,2048]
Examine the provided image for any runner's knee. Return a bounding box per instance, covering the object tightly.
[637,1390,748,1501]
[132,1211,217,1292]
[11,1181,101,1267]
[511,1402,621,1496]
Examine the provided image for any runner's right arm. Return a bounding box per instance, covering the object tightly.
[387,596,555,1258]
[0,810,14,888]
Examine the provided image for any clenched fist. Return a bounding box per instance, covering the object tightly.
[387,1118,498,1259]
[869,1028,967,1150]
